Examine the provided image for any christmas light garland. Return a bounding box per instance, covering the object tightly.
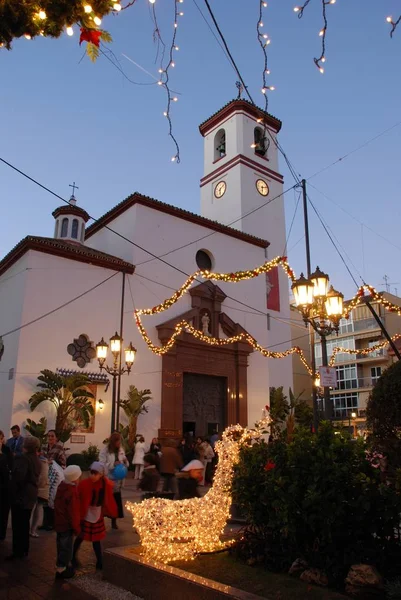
[134,256,294,318]
[126,412,271,563]
[133,257,401,378]
[328,334,401,367]
[135,315,313,373]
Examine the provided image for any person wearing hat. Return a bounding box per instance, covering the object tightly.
[72,462,117,571]
[176,459,204,500]
[54,465,82,579]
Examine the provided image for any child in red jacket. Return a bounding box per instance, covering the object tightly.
[72,462,117,571]
[54,465,82,579]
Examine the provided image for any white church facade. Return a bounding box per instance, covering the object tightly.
[0,99,293,450]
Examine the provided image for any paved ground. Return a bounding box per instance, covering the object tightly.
[0,478,143,600]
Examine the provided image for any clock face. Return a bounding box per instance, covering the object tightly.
[214,181,227,198]
[256,179,269,196]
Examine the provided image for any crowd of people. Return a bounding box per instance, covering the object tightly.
[0,424,220,581]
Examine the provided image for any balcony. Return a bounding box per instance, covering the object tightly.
[333,377,381,391]
[356,348,386,360]
[353,317,383,333]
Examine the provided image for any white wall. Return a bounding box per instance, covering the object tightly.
[0,255,29,432]
[88,202,271,428]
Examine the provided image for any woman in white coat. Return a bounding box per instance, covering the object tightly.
[133,436,146,480]
[99,432,129,529]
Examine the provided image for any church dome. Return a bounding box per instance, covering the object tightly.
[52,194,90,244]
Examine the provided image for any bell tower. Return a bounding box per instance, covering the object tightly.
[199,99,284,250]
[199,99,293,393]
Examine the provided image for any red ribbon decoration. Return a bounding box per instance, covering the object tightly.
[264,459,276,472]
[79,28,102,47]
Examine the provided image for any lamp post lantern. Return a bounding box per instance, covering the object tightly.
[292,266,344,421]
[96,333,136,433]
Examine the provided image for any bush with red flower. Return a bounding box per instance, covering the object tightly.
[232,423,401,587]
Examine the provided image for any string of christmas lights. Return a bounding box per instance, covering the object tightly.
[134,256,295,317]
[387,15,401,37]
[328,334,401,367]
[343,285,401,319]
[133,257,401,379]
[257,1,275,99]
[126,413,271,563]
[156,0,182,163]
[135,315,313,373]
[293,0,335,73]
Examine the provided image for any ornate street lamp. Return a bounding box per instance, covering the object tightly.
[292,266,344,420]
[96,333,137,433]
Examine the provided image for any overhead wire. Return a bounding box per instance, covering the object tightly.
[0,157,296,338]
[136,183,297,266]
[0,271,119,339]
[307,195,361,288]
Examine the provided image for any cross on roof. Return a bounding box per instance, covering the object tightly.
[69,181,79,198]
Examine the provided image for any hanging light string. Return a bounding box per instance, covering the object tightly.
[328,334,401,367]
[256,0,273,156]
[294,0,336,73]
[257,0,274,102]
[134,256,295,317]
[157,0,182,163]
[386,15,401,37]
[133,257,401,377]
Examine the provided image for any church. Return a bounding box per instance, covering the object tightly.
[0,99,293,450]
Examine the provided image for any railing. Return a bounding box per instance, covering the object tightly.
[357,348,385,359]
[336,377,380,390]
[354,317,383,332]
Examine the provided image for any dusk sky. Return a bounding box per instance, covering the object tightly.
[1,0,400,299]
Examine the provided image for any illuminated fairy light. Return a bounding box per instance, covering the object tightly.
[133,256,401,380]
[38,10,47,20]
[387,15,401,37]
[294,0,335,73]
[328,334,401,367]
[66,26,74,36]
[132,256,311,372]
[126,414,271,563]
[256,0,273,154]
[135,314,312,373]
[151,0,181,164]
[134,256,295,318]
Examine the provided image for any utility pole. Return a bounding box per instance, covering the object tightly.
[301,179,329,429]
[115,272,126,430]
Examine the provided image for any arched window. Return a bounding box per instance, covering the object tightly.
[253,127,267,157]
[71,219,79,239]
[60,218,69,238]
[81,222,85,242]
[54,220,59,238]
[214,129,226,161]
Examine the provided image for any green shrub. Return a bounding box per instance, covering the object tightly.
[232,424,401,585]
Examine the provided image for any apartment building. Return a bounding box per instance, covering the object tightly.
[314,293,401,432]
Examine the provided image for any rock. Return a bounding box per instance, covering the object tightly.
[345,564,383,588]
[288,558,308,577]
[300,568,328,587]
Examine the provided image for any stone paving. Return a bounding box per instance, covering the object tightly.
[0,479,142,600]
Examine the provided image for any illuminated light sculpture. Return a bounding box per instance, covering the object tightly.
[126,412,271,563]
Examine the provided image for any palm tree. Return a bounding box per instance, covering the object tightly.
[29,369,95,443]
[119,385,152,449]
